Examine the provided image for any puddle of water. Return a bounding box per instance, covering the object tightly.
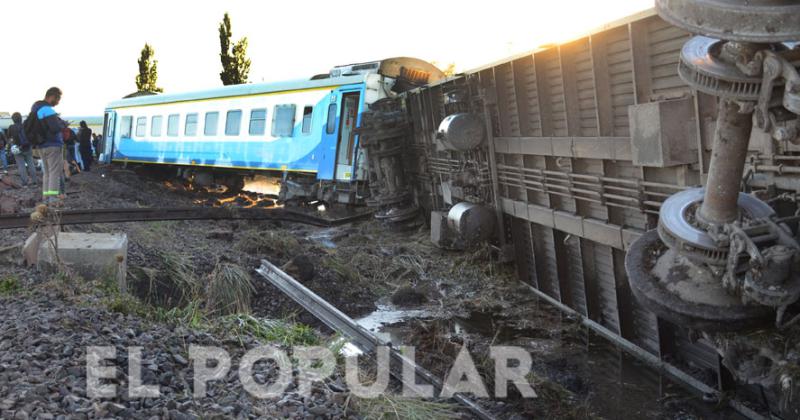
[307,229,338,249]
[348,305,745,419]
[339,305,433,357]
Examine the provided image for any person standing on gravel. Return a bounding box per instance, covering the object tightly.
[77,120,93,171]
[32,87,67,204]
[6,112,38,187]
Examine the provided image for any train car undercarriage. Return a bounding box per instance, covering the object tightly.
[356,1,800,417]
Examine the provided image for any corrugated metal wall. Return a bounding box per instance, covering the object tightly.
[404,8,735,401]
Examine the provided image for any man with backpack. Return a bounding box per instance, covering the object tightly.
[7,112,38,187]
[27,87,66,204]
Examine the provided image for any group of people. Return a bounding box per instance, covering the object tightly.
[1,87,100,205]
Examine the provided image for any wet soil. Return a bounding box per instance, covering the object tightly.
[0,164,749,418]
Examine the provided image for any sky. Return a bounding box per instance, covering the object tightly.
[0,0,654,116]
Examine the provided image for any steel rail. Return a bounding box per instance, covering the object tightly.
[255,259,496,420]
[0,207,373,230]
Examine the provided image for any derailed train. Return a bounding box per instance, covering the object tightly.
[376,2,799,419]
[100,1,800,417]
[100,58,444,204]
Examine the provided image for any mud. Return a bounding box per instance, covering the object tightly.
[0,163,748,418]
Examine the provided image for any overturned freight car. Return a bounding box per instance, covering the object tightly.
[370,3,800,419]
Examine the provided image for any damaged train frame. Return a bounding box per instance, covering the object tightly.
[356,1,800,418]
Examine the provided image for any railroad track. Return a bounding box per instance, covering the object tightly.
[0,207,373,230]
[255,259,496,420]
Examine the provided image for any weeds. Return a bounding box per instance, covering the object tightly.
[223,314,320,346]
[206,262,255,315]
[153,299,206,328]
[236,229,301,258]
[105,293,151,318]
[159,250,200,304]
[348,395,460,420]
[0,276,20,295]
[322,256,360,283]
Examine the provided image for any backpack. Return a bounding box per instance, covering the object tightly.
[23,110,46,146]
[7,124,27,148]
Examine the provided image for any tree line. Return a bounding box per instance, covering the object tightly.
[134,12,251,94]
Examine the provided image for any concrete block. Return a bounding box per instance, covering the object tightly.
[34,232,128,292]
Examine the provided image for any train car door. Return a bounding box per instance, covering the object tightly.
[334,92,360,181]
[102,111,116,163]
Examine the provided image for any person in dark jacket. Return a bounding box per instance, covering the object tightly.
[0,130,8,174]
[77,121,93,171]
[91,133,99,159]
[7,112,38,186]
[62,126,79,173]
[32,87,66,203]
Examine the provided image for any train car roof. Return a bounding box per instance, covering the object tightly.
[106,74,368,109]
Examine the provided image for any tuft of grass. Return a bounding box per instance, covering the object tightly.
[206,262,255,315]
[322,256,360,283]
[152,299,206,328]
[348,395,460,420]
[105,293,151,318]
[105,292,206,328]
[224,314,319,346]
[235,229,301,258]
[0,276,21,295]
[159,250,201,303]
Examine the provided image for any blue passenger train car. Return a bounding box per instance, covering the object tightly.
[101,57,444,203]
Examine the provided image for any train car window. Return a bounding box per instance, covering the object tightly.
[249,109,267,135]
[120,116,133,138]
[272,104,296,137]
[167,114,180,137]
[225,110,242,136]
[151,116,163,137]
[204,112,219,136]
[326,103,337,134]
[135,117,146,137]
[185,113,198,136]
[302,106,313,134]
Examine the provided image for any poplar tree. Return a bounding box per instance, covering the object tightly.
[135,43,163,93]
[219,13,251,85]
